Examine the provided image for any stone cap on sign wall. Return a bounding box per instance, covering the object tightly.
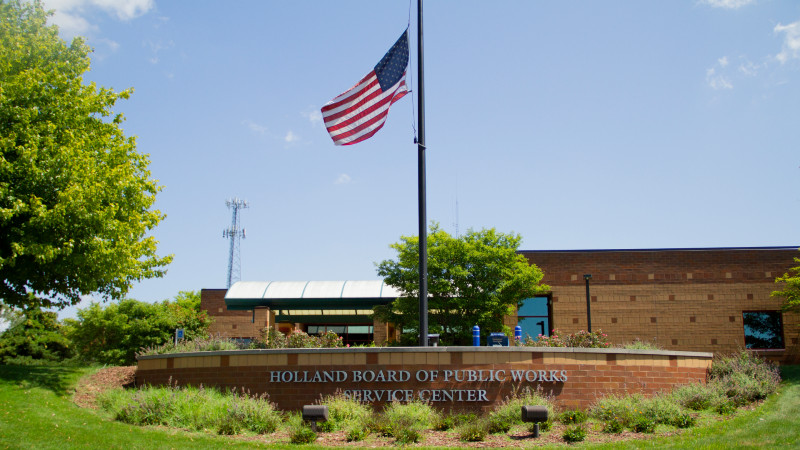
[136,346,713,360]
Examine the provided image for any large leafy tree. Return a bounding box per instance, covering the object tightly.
[773,252,800,312]
[0,1,171,310]
[375,225,549,345]
[64,291,212,365]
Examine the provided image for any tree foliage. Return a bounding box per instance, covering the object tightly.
[773,253,800,312]
[64,291,212,365]
[0,306,72,364]
[0,0,171,310]
[375,225,549,345]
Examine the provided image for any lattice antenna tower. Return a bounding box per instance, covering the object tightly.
[223,198,248,288]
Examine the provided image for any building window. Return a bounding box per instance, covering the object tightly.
[742,311,784,349]
[307,325,374,346]
[518,296,550,340]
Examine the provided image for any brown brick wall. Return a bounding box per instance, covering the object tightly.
[521,248,800,363]
[202,288,273,339]
[137,348,711,412]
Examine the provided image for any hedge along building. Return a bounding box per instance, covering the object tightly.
[200,246,800,363]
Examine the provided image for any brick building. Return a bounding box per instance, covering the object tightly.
[201,246,799,363]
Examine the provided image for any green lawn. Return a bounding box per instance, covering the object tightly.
[0,364,798,449]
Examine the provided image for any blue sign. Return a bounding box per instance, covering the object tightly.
[487,333,509,347]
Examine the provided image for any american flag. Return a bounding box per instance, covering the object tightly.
[321,30,409,146]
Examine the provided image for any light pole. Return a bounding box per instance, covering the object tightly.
[584,274,592,333]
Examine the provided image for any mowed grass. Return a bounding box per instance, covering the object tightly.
[0,364,798,449]
[0,365,269,449]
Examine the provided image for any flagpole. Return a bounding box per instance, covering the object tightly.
[417,0,428,347]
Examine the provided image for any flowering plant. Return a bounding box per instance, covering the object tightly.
[523,329,611,348]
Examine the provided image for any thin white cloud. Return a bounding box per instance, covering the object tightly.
[302,108,323,127]
[284,131,299,144]
[706,67,733,90]
[718,56,729,67]
[775,20,800,64]
[701,0,755,9]
[145,40,174,65]
[738,59,761,76]
[243,120,268,135]
[335,174,352,185]
[42,0,154,37]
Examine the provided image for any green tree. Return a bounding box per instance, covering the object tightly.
[0,306,72,364]
[375,225,549,345]
[65,292,212,365]
[773,252,800,312]
[0,0,171,310]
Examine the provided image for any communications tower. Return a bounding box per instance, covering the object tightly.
[223,198,248,288]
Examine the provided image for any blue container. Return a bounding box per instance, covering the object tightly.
[472,325,480,346]
[514,325,522,342]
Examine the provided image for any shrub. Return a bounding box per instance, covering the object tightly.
[433,415,455,431]
[290,426,317,444]
[622,338,663,350]
[393,426,422,445]
[713,397,737,415]
[99,383,281,436]
[589,394,635,426]
[671,411,696,428]
[558,409,588,424]
[488,386,556,430]
[454,412,478,426]
[631,414,655,433]
[318,391,371,432]
[709,351,781,404]
[486,414,512,434]
[671,382,720,411]
[378,400,436,442]
[527,329,611,348]
[458,420,488,442]
[562,424,587,443]
[602,418,624,434]
[345,425,369,442]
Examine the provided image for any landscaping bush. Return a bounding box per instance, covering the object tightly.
[631,413,656,433]
[98,384,281,435]
[317,391,371,432]
[622,338,663,350]
[290,425,317,444]
[671,382,721,411]
[589,394,635,426]
[377,400,437,442]
[525,329,611,348]
[602,418,624,434]
[558,409,588,424]
[671,411,696,429]
[432,415,455,431]
[488,386,556,432]
[709,351,781,404]
[458,419,488,442]
[345,425,369,442]
[562,424,587,442]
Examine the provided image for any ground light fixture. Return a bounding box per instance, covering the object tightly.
[521,405,549,438]
[302,405,328,431]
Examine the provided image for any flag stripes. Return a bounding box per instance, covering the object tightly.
[322,30,409,146]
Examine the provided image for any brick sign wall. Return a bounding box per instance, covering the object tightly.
[137,347,711,412]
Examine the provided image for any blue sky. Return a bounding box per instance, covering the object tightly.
[41,0,800,318]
